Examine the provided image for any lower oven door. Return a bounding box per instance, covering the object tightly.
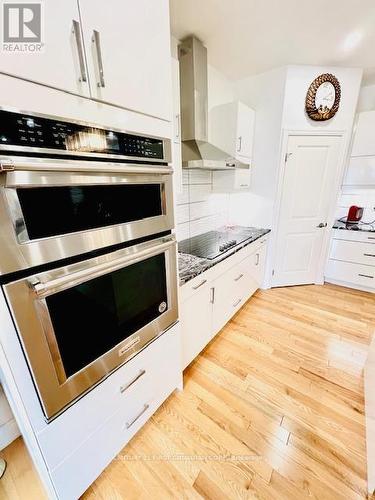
[4,234,178,420]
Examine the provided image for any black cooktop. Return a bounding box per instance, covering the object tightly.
[179,227,266,260]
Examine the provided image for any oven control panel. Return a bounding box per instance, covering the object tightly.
[0,110,166,160]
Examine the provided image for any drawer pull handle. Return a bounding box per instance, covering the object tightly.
[210,287,215,304]
[192,279,207,290]
[120,369,146,393]
[364,253,375,257]
[125,404,149,429]
[358,273,374,279]
[234,273,244,282]
[255,253,260,266]
[233,298,242,307]
[368,237,375,240]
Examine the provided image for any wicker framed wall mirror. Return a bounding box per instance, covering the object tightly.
[305,73,341,121]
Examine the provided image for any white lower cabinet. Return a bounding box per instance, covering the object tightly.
[180,237,268,369]
[325,230,375,292]
[36,323,182,500]
[180,278,212,369]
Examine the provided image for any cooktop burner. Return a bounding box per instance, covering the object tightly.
[179,227,264,260]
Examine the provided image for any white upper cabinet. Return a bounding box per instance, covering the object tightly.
[0,1,90,97]
[79,0,172,120]
[351,111,375,157]
[210,101,255,162]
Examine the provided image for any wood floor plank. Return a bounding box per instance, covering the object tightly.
[2,283,373,499]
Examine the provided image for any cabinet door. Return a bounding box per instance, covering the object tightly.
[251,243,267,287]
[236,102,255,160]
[79,0,172,120]
[180,280,212,369]
[0,1,90,96]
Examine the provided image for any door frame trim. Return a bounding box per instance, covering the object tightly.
[269,129,349,288]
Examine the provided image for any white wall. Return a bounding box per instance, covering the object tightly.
[357,84,375,112]
[282,65,363,131]
[230,65,362,232]
[232,67,287,228]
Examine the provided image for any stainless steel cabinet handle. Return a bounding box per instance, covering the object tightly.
[120,369,146,394]
[92,30,105,88]
[358,273,374,279]
[237,136,242,152]
[125,404,149,429]
[364,253,375,257]
[317,222,327,228]
[30,238,175,297]
[233,298,242,307]
[192,279,207,290]
[255,253,260,266]
[368,237,375,240]
[210,287,215,304]
[234,273,244,282]
[72,20,87,82]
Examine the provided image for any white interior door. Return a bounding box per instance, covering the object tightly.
[273,135,342,287]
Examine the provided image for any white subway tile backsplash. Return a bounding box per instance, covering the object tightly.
[176,185,189,205]
[176,169,229,241]
[176,204,190,224]
[182,170,189,185]
[175,222,190,242]
[189,184,212,203]
[189,170,212,185]
[190,201,215,221]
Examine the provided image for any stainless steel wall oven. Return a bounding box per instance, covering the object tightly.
[0,109,178,420]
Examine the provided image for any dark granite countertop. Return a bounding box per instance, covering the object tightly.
[333,219,375,233]
[178,226,270,286]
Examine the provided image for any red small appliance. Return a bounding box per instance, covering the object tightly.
[347,205,364,223]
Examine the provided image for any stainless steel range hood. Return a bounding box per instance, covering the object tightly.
[178,36,249,170]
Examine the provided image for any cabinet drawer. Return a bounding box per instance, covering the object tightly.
[37,325,180,471]
[330,239,375,267]
[50,372,177,500]
[212,260,250,335]
[179,268,214,303]
[332,229,375,244]
[325,259,375,289]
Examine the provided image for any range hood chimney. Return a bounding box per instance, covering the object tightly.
[178,36,249,170]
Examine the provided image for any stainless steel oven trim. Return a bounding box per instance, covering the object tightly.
[0,156,173,174]
[0,105,172,164]
[4,169,170,245]
[0,168,175,275]
[4,235,178,420]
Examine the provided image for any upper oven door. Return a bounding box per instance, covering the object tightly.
[0,157,174,275]
[4,234,178,420]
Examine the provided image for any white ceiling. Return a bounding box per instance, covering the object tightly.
[170,0,375,84]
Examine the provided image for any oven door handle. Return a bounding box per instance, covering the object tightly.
[0,157,173,177]
[30,237,176,297]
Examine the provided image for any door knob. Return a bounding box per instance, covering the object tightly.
[317,222,327,228]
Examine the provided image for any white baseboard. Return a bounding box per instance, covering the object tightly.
[0,418,20,450]
[325,278,375,294]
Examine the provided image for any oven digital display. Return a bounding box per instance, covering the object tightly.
[0,110,164,159]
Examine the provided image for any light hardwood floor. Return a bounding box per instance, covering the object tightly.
[1,284,374,499]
